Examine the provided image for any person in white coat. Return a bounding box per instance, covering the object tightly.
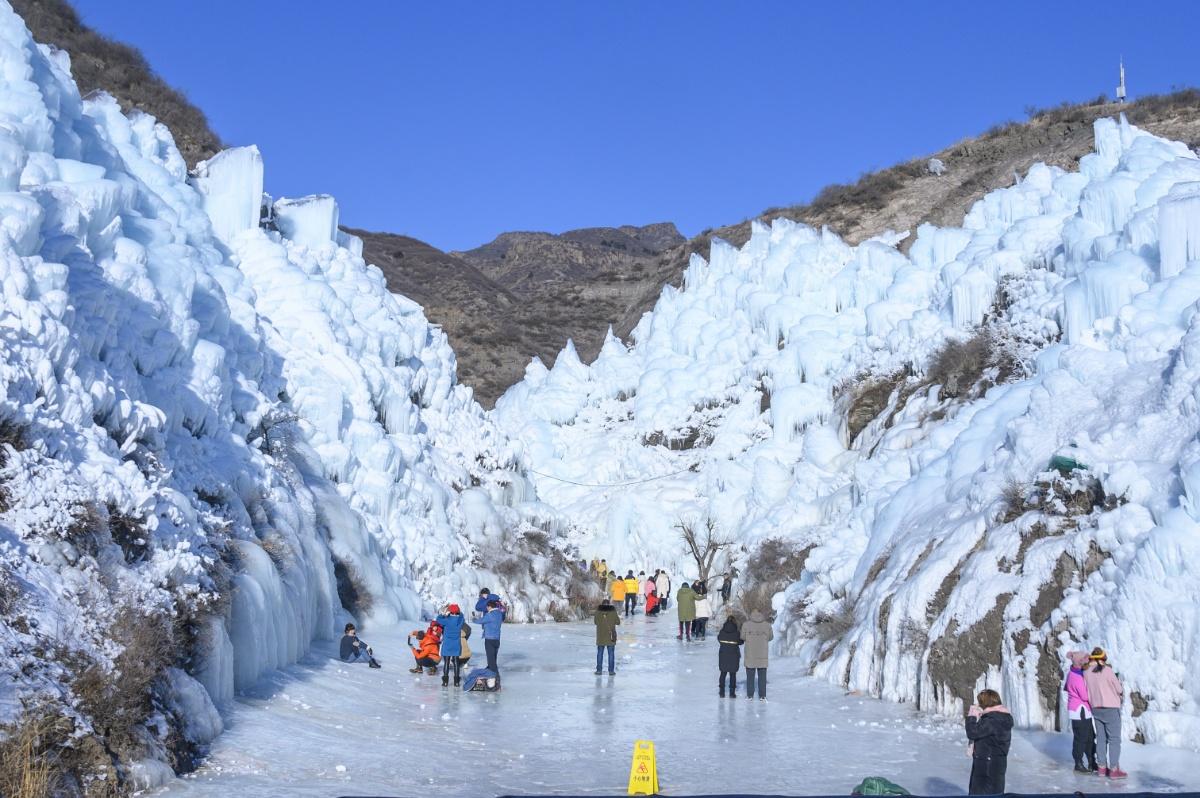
[654,569,671,609]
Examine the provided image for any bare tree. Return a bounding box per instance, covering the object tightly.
[677,517,733,583]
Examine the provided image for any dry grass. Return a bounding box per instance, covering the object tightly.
[812,597,857,645]
[0,709,65,798]
[924,326,1019,401]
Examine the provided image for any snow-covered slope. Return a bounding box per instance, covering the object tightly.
[496,118,1200,747]
[0,3,581,788]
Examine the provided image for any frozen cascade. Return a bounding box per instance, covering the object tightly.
[496,115,1200,748]
[0,2,577,782]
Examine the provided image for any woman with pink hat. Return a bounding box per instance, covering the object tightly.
[1083,647,1127,779]
[1064,651,1097,773]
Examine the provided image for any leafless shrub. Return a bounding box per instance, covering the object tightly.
[812,597,857,645]
[677,517,733,583]
[923,325,1020,401]
[898,618,930,656]
[257,533,292,568]
[997,479,1031,525]
[107,504,150,565]
[333,557,374,620]
[843,370,907,444]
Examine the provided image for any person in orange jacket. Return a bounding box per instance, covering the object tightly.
[408,629,441,674]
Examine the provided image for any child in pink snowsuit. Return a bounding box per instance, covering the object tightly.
[1064,651,1097,772]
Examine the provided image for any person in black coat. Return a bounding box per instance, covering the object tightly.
[716,616,743,698]
[965,689,1013,795]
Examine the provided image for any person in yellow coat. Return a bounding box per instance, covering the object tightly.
[622,572,639,616]
[610,572,627,604]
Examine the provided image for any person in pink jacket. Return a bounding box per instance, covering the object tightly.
[1083,647,1126,779]
[1064,651,1097,773]
[643,576,657,600]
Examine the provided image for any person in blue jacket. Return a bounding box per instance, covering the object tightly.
[475,588,502,618]
[436,604,466,686]
[481,598,506,673]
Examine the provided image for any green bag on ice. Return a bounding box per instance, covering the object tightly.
[851,776,911,795]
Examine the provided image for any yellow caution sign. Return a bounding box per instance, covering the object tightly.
[627,739,658,795]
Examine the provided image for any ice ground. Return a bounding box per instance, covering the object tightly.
[158,614,1200,797]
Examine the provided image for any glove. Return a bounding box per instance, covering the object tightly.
[968,705,982,718]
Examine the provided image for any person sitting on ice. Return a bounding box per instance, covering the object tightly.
[645,589,660,616]
[340,623,381,668]
[407,629,441,674]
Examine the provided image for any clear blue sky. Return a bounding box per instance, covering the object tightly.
[71,1,1198,252]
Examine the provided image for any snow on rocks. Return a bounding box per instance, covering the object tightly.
[496,116,1200,747]
[0,1,572,783]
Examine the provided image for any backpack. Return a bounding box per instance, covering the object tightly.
[851,777,910,796]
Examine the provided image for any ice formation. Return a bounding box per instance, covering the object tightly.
[0,2,579,785]
[496,116,1200,747]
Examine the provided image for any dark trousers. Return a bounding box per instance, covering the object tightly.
[485,638,500,672]
[745,667,766,698]
[413,656,437,668]
[968,755,1007,795]
[1072,717,1097,768]
[678,621,691,639]
[442,656,461,684]
[596,645,615,673]
[691,618,708,637]
[624,595,636,615]
[719,669,738,695]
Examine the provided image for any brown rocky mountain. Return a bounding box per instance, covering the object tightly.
[12,0,222,167]
[353,223,683,406]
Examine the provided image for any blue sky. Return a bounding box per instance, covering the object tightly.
[72,1,1198,252]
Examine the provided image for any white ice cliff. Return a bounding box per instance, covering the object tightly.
[496,116,1200,748]
[0,2,579,784]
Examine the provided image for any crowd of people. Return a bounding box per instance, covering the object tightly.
[960,646,1127,795]
[338,563,1131,795]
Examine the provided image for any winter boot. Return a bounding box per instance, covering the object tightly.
[719,689,725,698]
[730,691,737,698]
[608,669,616,675]
[595,669,603,675]
[1096,767,1109,777]
[409,666,422,674]
[426,666,438,675]
[441,679,449,687]
[1108,768,1128,779]
[1074,763,1091,774]
[369,658,382,669]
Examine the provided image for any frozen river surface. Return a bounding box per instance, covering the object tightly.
[157,611,1200,796]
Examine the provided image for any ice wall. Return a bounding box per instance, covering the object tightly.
[0,1,569,780]
[497,116,1200,748]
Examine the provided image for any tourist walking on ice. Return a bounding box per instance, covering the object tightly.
[1064,650,1097,772]
[482,598,506,673]
[741,609,772,699]
[340,623,382,668]
[717,616,743,697]
[594,599,621,674]
[1084,647,1127,778]
[965,689,1012,795]
[676,582,696,640]
[436,605,465,686]
[623,571,639,614]
[720,570,734,603]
